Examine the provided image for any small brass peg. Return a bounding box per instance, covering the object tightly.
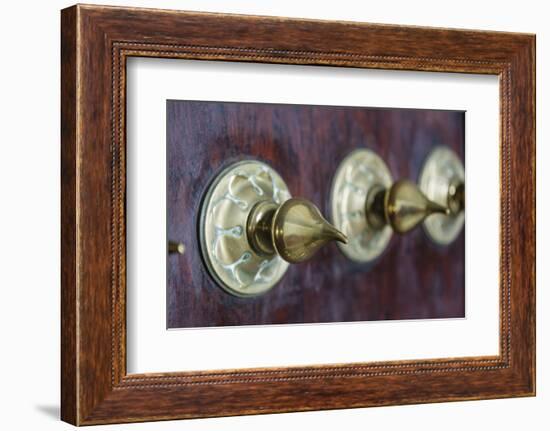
[168,241,185,255]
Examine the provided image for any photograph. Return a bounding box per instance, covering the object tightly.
[167,100,466,328]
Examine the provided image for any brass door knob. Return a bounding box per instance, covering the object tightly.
[248,198,347,264]
[199,160,346,297]
[366,179,449,234]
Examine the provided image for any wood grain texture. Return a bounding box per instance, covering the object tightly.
[167,101,465,328]
[60,6,77,424]
[61,4,535,425]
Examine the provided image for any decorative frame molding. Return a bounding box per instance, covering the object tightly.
[61,4,535,425]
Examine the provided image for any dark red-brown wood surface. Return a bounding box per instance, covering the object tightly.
[167,101,465,328]
[61,4,535,425]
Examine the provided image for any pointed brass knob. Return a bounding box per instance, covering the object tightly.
[367,180,449,234]
[247,198,347,264]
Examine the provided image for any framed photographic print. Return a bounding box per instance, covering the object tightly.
[61,4,535,425]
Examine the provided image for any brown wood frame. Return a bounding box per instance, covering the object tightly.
[61,4,536,426]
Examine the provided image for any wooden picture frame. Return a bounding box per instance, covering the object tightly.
[61,4,535,425]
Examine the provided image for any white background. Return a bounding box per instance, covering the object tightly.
[127,60,499,373]
[0,0,546,430]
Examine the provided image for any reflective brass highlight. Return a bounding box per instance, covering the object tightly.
[200,160,346,296]
[419,146,465,245]
[246,200,278,256]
